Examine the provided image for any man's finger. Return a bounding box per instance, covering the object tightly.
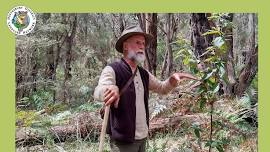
[104,92,114,103]
[182,74,199,80]
[189,81,202,89]
[104,89,112,97]
[105,95,118,106]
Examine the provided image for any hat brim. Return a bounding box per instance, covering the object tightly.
[115,32,153,53]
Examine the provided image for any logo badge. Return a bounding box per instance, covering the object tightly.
[7,6,36,35]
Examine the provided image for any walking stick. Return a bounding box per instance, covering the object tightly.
[98,67,137,152]
[98,105,110,152]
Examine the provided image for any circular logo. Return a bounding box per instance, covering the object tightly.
[7,6,36,35]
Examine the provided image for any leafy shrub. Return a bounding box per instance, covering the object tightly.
[29,90,54,110]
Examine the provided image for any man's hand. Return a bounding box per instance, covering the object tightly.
[104,86,120,108]
[169,72,199,87]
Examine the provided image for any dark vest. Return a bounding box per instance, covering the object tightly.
[107,58,149,143]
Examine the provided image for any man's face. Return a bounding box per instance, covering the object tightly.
[123,35,146,63]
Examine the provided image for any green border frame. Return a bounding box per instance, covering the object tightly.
[0,0,268,151]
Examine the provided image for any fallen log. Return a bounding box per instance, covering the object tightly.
[149,113,208,137]
[16,112,102,147]
[16,112,208,147]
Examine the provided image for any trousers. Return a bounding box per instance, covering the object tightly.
[109,138,147,152]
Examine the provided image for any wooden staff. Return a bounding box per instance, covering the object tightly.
[98,105,110,152]
[98,67,137,151]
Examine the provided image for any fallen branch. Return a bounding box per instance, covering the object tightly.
[16,111,256,147]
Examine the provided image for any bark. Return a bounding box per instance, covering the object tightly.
[16,47,37,104]
[161,14,177,79]
[223,13,237,95]
[137,13,146,32]
[119,13,125,33]
[63,14,77,103]
[165,14,173,78]
[235,14,257,97]
[45,46,55,80]
[137,13,158,76]
[235,45,258,96]
[41,13,51,23]
[161,50,168,79]
[145,13,158,75]
[190,13,213,59]
[31,49,38,92]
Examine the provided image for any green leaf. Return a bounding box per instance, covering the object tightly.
[190,66,199,74]
[187,49,194,56]
[192,124,201,139]
[202,72,212,80]
[207,15,220,20]
[218,66,226,78]
[208,77,216,85]
[194,129,200,139]
[197,85,207,94]
[213,84,220,93]
[206,46,215,51]
[188,58,196,63]
[204,56,216,63]
[183,57,189,65]
[202,30,221,36]
[199,97,207,109]
[216,145,224,152]
[205,141,212,147]
[203,69,217,80]
[213,37,225,48]
[20,97,30,103]
[212,141,218,148]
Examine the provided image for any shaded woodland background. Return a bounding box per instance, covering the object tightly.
[16,13,258,152]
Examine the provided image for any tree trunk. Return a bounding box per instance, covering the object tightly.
[137,13,146,32]
[223,13,237,95]
[161,50,168,79]
[63,14,77,103]
[137,13,158,76]
[235,14,257,96]
[190,13,213,59]
[161,13,177,79]
[119,13,125,33]
[31,49,38,92]
[45,46,55,80]
[145,13,157,75]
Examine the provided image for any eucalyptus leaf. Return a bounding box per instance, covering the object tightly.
[203,69,217,80]
[213,37,225,48]
[213,84,220,93]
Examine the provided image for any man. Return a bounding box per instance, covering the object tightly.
[94,25,197,152]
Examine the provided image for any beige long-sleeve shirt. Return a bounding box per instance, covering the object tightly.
[94,66,175,139]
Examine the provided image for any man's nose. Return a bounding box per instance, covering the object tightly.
[139,44,145,49]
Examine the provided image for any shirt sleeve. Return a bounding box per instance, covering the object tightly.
[94,66,119,101]
[148,71,175,95]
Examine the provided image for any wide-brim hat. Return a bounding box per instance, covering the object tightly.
[115,25,153,53]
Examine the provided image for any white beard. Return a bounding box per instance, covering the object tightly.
[127,51,145,64]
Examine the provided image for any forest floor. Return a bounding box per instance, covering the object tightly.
[16,84,257,152]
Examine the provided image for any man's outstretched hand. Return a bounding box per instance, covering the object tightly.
[169,72,199,87]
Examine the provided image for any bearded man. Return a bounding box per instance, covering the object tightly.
[94,25,197,152]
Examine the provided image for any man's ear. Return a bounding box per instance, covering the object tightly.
[123,41,128,51]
